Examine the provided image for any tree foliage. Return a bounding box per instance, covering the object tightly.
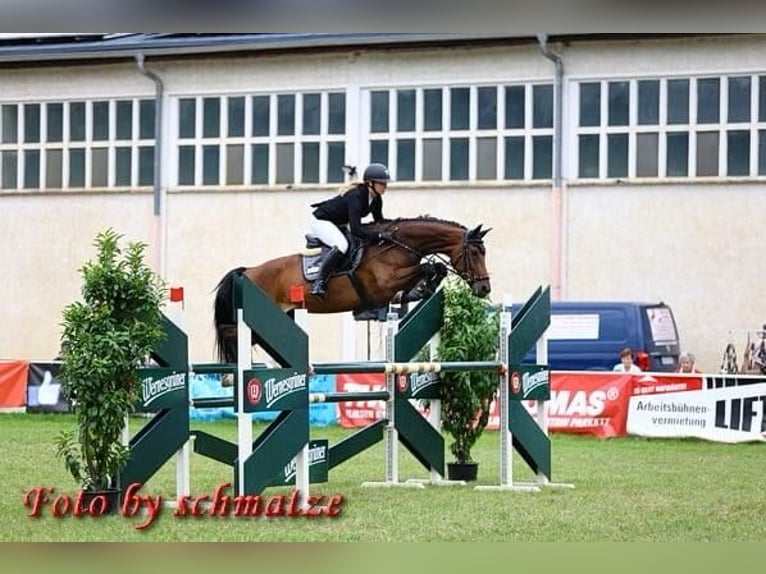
[55,229,166,490]
[437,277,499,463]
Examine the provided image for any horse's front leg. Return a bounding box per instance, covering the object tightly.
[395,262,448,303]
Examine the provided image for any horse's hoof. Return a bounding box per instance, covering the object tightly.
[221,374,234,387]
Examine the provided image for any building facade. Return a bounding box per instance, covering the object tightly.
[1,33,764,369]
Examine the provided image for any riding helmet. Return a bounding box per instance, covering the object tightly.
[363,163,391,183]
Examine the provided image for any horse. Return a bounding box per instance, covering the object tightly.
[213,216,492,363]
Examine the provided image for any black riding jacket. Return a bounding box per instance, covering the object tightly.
[311,184,384,242]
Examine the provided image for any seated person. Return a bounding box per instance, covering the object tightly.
[676,352,702,373]
[613,347,642,373]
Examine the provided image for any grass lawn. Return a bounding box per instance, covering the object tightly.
[2,413,764,542]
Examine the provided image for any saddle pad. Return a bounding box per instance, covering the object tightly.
[300,246,364,282]
[301,253,323,281]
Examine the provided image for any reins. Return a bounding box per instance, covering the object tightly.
[374,227,489,285]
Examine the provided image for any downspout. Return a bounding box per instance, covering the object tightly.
[135,53,166,279]
[536,34,565,300]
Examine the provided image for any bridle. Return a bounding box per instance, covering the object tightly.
[378,228,489,287]
[452,234,490,286]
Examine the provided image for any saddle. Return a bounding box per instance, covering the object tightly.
[301,233,364,282]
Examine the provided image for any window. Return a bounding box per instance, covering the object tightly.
[576,74,766,180]
[367,83,554,182]
[176,92,346,187]
[0,98,156,191]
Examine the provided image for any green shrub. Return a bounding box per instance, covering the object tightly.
[55,229,166,491]
[437,277,499,463]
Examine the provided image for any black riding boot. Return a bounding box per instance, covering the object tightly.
[310,247,343,300]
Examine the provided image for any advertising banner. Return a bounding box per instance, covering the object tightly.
[627,382,766,443]
[0,360,29,411]
[335,370,765,443]
[530,372,634,438]
[336,373,387,428]
[26,361,70,413]
[337,371,634,437]
[336,373,431,427]
[632,373,703,396]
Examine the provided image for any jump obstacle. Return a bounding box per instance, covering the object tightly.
[117,275,573,502]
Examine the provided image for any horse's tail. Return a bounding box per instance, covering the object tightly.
[213,266,247,363]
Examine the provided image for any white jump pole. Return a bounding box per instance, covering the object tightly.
[385,309,399,484]
[293,307,310,505]
[427,332,444,484]
[167,286,191,499]
[235,307,252,496]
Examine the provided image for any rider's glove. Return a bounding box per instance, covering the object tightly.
[378,232,394,243]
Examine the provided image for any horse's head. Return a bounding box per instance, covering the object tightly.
[453,224,492,298]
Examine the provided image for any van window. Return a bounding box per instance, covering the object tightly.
[548,314,600,339]
[645,306,678,344]
[549,309,630,344]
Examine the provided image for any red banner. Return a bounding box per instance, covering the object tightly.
[0,360,29,409]
[336,374,387,428]
[335,371,707,438]
[535,372,634,438]
[631,373,703,396]
[468,372,635,437]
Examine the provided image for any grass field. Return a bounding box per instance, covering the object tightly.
[2,413,764,542]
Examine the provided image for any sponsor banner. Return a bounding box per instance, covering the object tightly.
[397,371,440,400]
[0,360,29,410]
[27,361,70,413]
[528,372,634,438]
[627,383,766,443]
[489,372,636,436]
[337,374,387,427]
[138,368,188,411]
[336,371,731,440]
[242,368,308,412]
[632,373,703,396]
[703,373,766,390]
[338,371,634,437]
[494,372,705,437]
[267,439,329,487]
[508,365,550,401]
[337,374,431,427]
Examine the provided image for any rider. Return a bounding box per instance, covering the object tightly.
[308,163,394,299]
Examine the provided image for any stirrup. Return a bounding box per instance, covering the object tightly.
[310,282,327,299]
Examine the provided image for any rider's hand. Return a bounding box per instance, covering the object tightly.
[378,232,394,243]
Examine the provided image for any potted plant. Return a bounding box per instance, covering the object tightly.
[55,229,166,511]
[437,277,499,481]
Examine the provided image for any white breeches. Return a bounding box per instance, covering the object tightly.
[309,217,349,254]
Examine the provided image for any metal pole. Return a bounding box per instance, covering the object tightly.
[236,308,251,496]
[134,53,166,279]
[385,311,398,484]
[312,360,503,375]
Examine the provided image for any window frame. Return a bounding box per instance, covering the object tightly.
[362,82,555,183]
[173,90,347,188]
[572,74,766,181]
[0,98,156,191]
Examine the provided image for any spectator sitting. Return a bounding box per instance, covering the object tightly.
[676,352,702,373]
[613,347,643,373]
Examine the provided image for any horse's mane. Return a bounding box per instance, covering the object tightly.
[362,215,467,231]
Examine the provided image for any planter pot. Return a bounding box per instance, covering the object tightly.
[80,488,121,515]
[447,461,479,482]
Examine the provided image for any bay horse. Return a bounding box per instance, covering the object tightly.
[213,216,491,363]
